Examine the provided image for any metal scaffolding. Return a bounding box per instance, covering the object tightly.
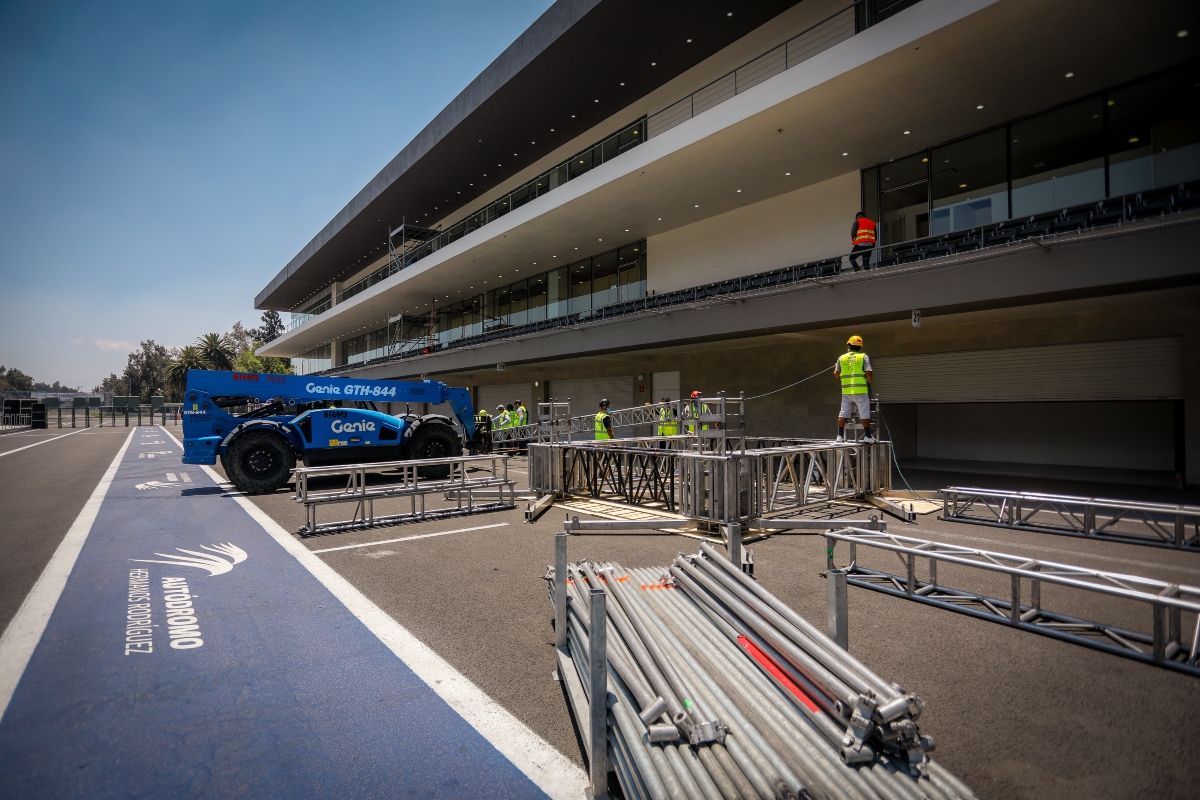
[824,528,1200,677]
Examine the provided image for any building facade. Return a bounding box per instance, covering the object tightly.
[257,0,1200,486]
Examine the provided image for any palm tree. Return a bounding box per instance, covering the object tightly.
[166,346,208,394]
[195,332,235,371]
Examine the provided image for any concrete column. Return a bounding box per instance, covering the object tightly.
[329,281,343,306]
[329,337,344,368]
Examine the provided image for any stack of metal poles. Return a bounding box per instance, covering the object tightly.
[554,548,976,800]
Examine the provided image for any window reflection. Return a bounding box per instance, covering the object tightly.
[1011,97,1105,217]
[931,127,1008,234]
[1108,66,1200,195]
[570,260,592,313]
[591,250,619,309]
[880,153,928,244]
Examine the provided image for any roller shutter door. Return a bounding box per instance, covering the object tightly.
[872,337,1183,403]
[549,376,634,431]
[477,383,534,418]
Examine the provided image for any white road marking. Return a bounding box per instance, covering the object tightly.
[0,428,91,458]
[166,473,178,482]
[158,427,585,798]
[0,428,135,721]
[180,472,192,483]
[311,523,510,554]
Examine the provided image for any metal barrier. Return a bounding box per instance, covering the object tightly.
[1,413,32,430]
[940,486,1200,550]
[292,454,517,535]
[825,529,1200,677]
[76,406,182,428]
[491,399,683,445]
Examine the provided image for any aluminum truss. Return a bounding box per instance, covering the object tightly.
[491,399,684,444]
[824,529,1200,677]
[292,454,516,535]
[940,486,1200,550]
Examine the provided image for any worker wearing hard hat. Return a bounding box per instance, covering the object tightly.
[495,404,511,428]
[595,399,613,440]
[835,335,875,443]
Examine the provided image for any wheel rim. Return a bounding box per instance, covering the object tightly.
[243,446,279,478]
[421,437,450,459]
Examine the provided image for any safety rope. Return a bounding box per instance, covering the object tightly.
[743,366,833,401]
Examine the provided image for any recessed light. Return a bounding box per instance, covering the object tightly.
[736,189,742,193]
[571,115,576,118]
[1064,72,1074,78]
[1128,136,1139,143]
[657,217,662,220]
[619,82,625,86]
[1178,30,1189,38]
[727,12,732,16]
[959,183,967,188]
[686,38,692,43]
[694,204,700,208]
[784,172,790,176]
[976,104,984,110]
[842,152,848,156]
[903,130,911,135]
[651,62,656,66]
[594,99,599,103]
[625,228,630,231]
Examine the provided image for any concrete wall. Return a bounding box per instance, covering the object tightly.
[647,171,858,293]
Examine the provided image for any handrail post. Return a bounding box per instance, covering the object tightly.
[587,588,608,799]
[555,532,568,649]
[827,568,849,649]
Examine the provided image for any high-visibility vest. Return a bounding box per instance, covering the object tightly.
[496,410,512,428]
[838,352,870,395]
[852,218,876,246]
[516,406,527,426]
[595,410,612,440]
[657,406,679,436]
[476,411,492,431]
[685,401,709,433]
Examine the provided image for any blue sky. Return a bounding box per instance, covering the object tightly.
[0,0,552,390]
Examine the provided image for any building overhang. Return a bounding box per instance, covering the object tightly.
[254,0,802,311]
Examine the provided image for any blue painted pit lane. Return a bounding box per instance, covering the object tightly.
[0,428,558,798]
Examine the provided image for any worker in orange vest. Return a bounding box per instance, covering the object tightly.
[849,211,876,272]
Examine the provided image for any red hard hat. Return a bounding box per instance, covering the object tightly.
[690,390,701,399]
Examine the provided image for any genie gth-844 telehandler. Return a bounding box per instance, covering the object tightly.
[181,370,483,494]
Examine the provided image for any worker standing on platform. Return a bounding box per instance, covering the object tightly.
[835,335,875,443]
[595,399,613,440]
[684,390,709,435]
[656,397,678,449]
[515,400,528,427]
[849,211,876,271]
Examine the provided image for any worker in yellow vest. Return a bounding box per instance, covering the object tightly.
[656,398,679,436]
[835,335,875,443]
[515,400,528,427]
[595,399,613,440]
[495,404,511,429]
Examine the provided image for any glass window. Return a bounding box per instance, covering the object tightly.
[618,244,646,302]
[930,127,1009,234]
[435,307,452,345]
[294,345,331,375]
[880,152,928,244]
[495,286,511,327]
[509,279,529,327]
[1011,97,1104,217]
[528,274,548,322]
[547,267,569,319]
[569,259,591,313]
[464,296,482,338]
[591,250,619,309]
[1108,66,1200,196]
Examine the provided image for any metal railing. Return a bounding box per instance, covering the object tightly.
[292,453,516,535]
[48,405,182,428]
[940,486,1200,551]
[824,529,1200,677]
[647,2,858,139]
[491,399,684,445]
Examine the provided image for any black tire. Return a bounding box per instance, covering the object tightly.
[225,430,295,494]
[406,423,461,479]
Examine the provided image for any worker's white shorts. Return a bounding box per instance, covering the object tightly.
[839,394,870,419]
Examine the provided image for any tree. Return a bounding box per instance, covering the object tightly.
[122,340,172,402]
[0,366,34,392]
[227,322,253,358]
[166,346,208,397]
[195,332,235,371]
[256,310,286,343]
[94,373,128,396]
[232,345,291,376]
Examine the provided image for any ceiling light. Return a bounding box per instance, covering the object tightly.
[842,152,848,156]
[571,115,576,118]
[625,228,630,231]
[736,189,742,193]
[686,38,692,43]
[619,82,625,86]
[976,104,984,110]
[1064,72,1074,78]
[657,217,662,220]
[903,130,911,135]
[1178,30,1188,38]
[694,204,699,208]
[784,172,790,176]
[651,62,656,66]
[727,12,732,16]
[959,183,967,188]
[1128,136,1140,143]
[550,128,555,131]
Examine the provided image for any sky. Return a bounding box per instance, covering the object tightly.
[0,0,552,391]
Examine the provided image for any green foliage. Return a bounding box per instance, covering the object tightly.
[0,366,35,392]
[233,347,291,375]
[166,345,208,396]
[195,332,235,371]
[256,310,286,343]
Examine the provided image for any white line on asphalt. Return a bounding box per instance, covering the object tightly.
[903,524,1200,577]
[0,428,92,458]
[0,428,135,722]
[310,523,509,554]
[158,427,586,798]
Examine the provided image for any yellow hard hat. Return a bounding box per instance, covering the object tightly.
[847,335,863,347]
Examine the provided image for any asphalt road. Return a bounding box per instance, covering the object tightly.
[4,424,1198,798]
[0,424,131,633]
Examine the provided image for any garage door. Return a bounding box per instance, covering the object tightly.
[477,383,534,419]
[549,376,634,435]
[872,337,1183,403]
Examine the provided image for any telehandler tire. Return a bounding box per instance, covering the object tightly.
[225,429,295,494]
[406,423,461,479]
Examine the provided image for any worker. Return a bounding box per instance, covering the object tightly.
[835,335,875,443]
[656,397,679,448]
[684,390,710,435]
[514,400,527,427]
[849,211,876,272]
[504,403,517,428]
[595,399,614,440]
[475,407,492,432]
[495,403,511,429]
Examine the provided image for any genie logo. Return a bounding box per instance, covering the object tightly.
[305,382,341,395]
[331,420,375,433]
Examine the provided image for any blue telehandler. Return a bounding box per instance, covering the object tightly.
[180,370,485,494]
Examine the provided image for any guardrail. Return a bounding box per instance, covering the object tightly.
[292,453,516,535]
[939,486,1200,550]
[824,528,1200,677]
[57,405,182,428]
[1,413,32,430]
